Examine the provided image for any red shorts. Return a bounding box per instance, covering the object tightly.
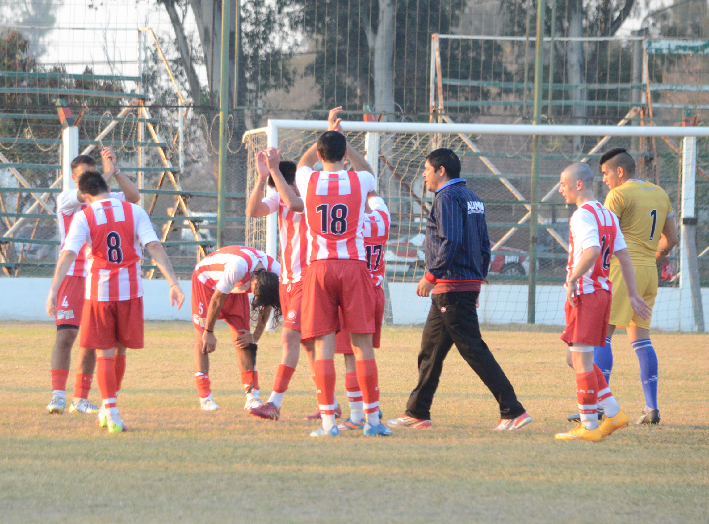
[561,290,612,347]
[80,297,144,350]
[191,274,250,332]
[301,260,375,340]
[56,275,85,327]
[336,285,385,354]
[280,281,303,332]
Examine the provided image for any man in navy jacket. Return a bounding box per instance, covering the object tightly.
[387,148,532,430]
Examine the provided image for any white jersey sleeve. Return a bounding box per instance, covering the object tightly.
[262,190,280,214]
[132,204,160,246]
[294,166,313,205]
[62,212,91,254]
[216,257,250,294]
[356,170,377,194]
[56,189,82,214]
[571,209,601,251]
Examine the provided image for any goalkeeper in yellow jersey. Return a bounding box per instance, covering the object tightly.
[570,148,677,426]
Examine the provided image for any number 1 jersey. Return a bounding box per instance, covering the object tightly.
[295,166,376,263]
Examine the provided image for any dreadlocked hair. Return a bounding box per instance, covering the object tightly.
[250,268,282,328]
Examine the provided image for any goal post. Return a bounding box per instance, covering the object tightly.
[243,120,709,332]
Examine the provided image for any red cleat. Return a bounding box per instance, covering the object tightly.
[304,404,342,420]
[249,401,280,421]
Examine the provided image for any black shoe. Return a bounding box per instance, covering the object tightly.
[636,409,660,425]
[567,408,604,422]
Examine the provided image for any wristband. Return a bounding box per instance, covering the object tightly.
[205,329,213,333]
[114,169,122,176]
[170,283,179,289]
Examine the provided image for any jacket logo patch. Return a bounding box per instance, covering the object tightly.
[467,201,484,214]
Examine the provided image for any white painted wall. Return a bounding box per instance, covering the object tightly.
[1,279,706,331]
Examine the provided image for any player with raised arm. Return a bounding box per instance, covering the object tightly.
[190,245,281,411]
[244,152,323,421]
[47,148,140,415]
[335,196,390,431]
[268,107,391,437]
[555,163,651,442]
[47,171,184,433]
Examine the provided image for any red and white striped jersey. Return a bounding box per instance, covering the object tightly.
[263,190,308,284]
[193,245,280,294]
[363,197,390,287]
[56,189,124,277]
[295,166,376,262]
[567,200,627,295]
[63,198,159,301]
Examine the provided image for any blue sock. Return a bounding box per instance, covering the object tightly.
[594,337,613,384]
[632,338,659,410]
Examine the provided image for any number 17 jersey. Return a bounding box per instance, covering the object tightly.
[295,166,376,262]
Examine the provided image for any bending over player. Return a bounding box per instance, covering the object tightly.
[47,171,184,433]
[556,163,650,442]
[47,148,140,415]
[191,246,281,411]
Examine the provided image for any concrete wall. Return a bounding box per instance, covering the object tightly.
[2,278,707,331]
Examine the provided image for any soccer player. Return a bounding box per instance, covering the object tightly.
[245,153,320,421]
[599,148,676,425]
[555,162,651,442]
[191,245,282,411]
[47,171,184,433]
[47,148,140,415]
[269,110,391,437]
[335,196,390,431]
[387,148,531,431]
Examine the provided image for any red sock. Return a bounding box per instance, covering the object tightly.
[273,364,295,394]
[593,364,611,400]
[355,359,380,414]
[96,357,117,409]
[195,373,211,398]
[51,369,69,391]
[575,370,598,429]
[345,371,362,403]
[73,373,92,399]
[115,354,126,393]
[314,359,336,414]
[241,370,259,393]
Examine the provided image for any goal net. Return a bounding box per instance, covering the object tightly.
[242,121,709,332]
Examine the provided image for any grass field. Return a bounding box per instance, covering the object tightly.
[1,321,708,523]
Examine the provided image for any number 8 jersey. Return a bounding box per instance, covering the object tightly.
[295,166,377,262]
[567,201,627,295]
[63,198,159,301]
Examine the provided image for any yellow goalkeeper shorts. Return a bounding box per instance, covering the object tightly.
[608,264,658,330]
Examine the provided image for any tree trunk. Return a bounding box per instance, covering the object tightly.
[567,0,586,154]
[162,0,202,103]
[373,0,396,120]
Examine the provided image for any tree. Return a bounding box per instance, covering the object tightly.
[0,0,59,58]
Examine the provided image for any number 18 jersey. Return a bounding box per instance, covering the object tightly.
[295,167,376,263]
[567,201,626,296]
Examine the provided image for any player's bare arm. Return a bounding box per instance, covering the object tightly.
[105,148,140,204]
[46,250,79,318]
[565,246,601,307]
[656,215,678,263]
[202,290,227,354]
[297,142,319,169]
[234,304,272,349]
[264,148,304,213]
[245,151,275,218]
[145,241,185,309]
[615,248,652,320]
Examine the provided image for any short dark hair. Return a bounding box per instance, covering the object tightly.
[599,147,635,177]
[78,171,109,196]
[267,160,297,188]
[426,148,461,179]
[316,131,347,163]
[71,155,96,171]
[250,268,282,327]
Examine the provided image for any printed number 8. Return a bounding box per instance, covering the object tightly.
[107,231,123,263]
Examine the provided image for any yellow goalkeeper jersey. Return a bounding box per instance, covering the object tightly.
[604,180,673,267]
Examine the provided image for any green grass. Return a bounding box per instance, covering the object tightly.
[1,322,707,523]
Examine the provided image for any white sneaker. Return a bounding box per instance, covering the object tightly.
[96,407,108,427]
[244,396,262,410]
[69,398,100,414]
[200,396,220,411]
[47,394,66,414]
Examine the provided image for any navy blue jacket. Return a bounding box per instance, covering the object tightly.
[424,179,490,282]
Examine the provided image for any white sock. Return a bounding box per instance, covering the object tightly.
[598,388,620,418]
[200,393,214,402]
[268,391,284,408]
[103,399,122,425]
[350,407,364,424]
[322,414,336,431]
[579,406,599,431]
[366,411,380,426]
[53,390,66,400]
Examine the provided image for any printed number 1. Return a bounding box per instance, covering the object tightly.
[649,209,658,241]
